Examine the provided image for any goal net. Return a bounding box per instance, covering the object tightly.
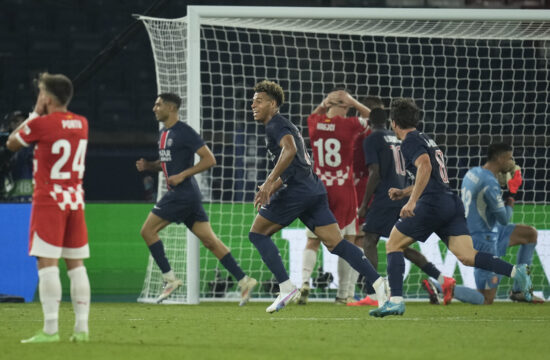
[137,7,550,303]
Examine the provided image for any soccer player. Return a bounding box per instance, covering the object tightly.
[7,73,91,343]
[249,80,387,313]
[369,98,532,318]
[461,143,541,304]
[299,89,370,305]
[136,93,257,305]
[350,107,456,307]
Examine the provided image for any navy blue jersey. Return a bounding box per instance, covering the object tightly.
[363,129,408,208]
[159,121,204,196]
[401,130,450,196]
[265,114,325,194]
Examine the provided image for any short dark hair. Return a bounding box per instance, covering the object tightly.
[158,93,182,109]
[390,98,419,129]
[362,96,384,110]
[37,72,73,106]
[369,108,388,127]
[253,80,284,106]
[487,143,513,162]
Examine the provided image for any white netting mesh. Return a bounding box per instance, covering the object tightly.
[138,12,550,303]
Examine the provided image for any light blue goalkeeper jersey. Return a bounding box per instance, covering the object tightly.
[461,166,512,234]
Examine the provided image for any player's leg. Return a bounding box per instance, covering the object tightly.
[447,234,533,301]
[65,258,90,342]
[404,247,456,305]
[336,234,357,304]
[299,230,321,305]
[314,223,387,307]
[348,232,381,306]
[505,224,539,297]
[191,221,257,306]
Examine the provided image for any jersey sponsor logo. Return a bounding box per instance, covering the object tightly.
[159,149,172,162]
[316,122,336,131]
[61,119,83,129]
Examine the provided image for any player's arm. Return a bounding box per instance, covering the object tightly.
[485,184,512,226]
[167,145,216,187]
[389,185,413,200]
[342,92,371,119]
[358,163,380,218]
[254,134,296,210]
[136,159,162,172]
[400,153,431,218]
[6,112,40,152]
[311,92,340,115]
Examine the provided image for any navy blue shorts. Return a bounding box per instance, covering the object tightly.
[395,192,470,244]
[363,204,401,238]
[259,186,336,231]
[151,190,209,229]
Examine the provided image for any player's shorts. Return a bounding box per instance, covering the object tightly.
[29,201,89,259]
[305,218,356,239]
[259,186,337,231]
[152,190,209,229]
[472,224,516,290]
[395,192,470,245]
[362,204,402,238]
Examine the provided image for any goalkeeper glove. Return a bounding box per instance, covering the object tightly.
[507,168,522,195]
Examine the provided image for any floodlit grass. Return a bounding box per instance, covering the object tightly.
[1,301,548,360]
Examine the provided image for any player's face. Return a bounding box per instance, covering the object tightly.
[498,151,515,172]
[153,98,170,122]
[251,92,276,123]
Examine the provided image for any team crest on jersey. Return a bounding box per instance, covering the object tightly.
[167,138,173,147]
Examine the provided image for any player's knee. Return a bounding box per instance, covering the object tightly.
[201,236,219,251]
[526,226,538,244]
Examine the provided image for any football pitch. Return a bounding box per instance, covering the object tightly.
[1,301,548,360]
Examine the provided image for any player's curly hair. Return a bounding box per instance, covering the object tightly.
[37,72,73,106]
[253,80,284,107]
[390,98,419,129]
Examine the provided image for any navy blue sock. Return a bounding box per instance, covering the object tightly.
[364,281,376,295]
[220,253,246,281]
[387,252,405,297]
[249,232,289,283]
[330,240,380,285]
[421,263,441,279]
[474,251,513,277]
[149,240,171,273]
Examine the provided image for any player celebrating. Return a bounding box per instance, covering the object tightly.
[299,89,370,305]
[136,93,257,305]
[351,108,456,307]
[369,98,532,318]
[248,80,387,313]
[7,73,91,343]
[461,143,541,304]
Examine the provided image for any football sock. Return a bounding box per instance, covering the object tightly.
[38,266,61,335]
[390,296,404,304]
[387,251,405,297]
[337,257,352,298]
[249,232,289,283]
[220,252,246,281]
[68,266,90,333]
[420,263,441,280]
[474,251,513,277]
[301,248,317,286]
[453,285,484,305]
[513,243,536,292]
[348,258,360,299]
[330,239,380,285]
[149,240,171,274]
[279,279,295,293]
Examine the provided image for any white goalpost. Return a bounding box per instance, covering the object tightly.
[137,6,550,304]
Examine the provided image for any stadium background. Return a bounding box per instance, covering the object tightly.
[1,0,549,302]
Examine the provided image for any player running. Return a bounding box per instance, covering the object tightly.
[136,93,257,305]
[299,89,370,305]
[369,98,533,318]
[8,73,91,343]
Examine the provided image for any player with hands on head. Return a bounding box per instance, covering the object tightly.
[299,89,370,305]
[369,98,533,318]
[7,73,91,343]
[461,143,541,304]
[136,93,257,305]
[249,80,388,313]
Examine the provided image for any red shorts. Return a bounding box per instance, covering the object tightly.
[326,184,357,230]
[29,200,89,259]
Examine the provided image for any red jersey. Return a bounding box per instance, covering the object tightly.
[16,111,88,209]
[307,113,366,228]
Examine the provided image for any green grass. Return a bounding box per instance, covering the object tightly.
[1,301,549,360]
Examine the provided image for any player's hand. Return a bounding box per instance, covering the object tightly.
[358,204,369,219]
[167,173,186,186]
[400,200,416,218]
[136,158,148,172]
[254,180,273,211]
[507,168,522,195]
[388,187,404,200]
